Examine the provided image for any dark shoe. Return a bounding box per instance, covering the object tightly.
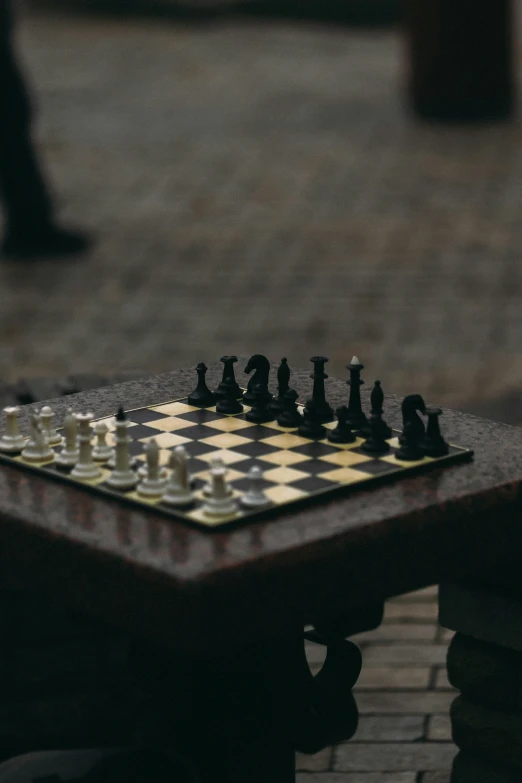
[71,748,199,782]
[0,747,198,783]
[1,224,92,259]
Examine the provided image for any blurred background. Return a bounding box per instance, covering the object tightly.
[1,0,522,420]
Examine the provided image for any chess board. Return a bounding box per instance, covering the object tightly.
[0,394,474,529]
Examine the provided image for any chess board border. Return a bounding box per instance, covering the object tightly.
[0,395,475,530]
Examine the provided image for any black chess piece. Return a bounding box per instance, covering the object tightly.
[361,413,391,454]
[277,388,303,428]
[243,355,273,405]
[187,362,216,407]
[269,358,291,415]
[216,376,244,415]
[215,356,242,400]
[246,383,275,423]
[328,405,356,443]
[303,356,334,423]
[399,394,427,445]
[368,381,392,439]
[345,356,369,431]
[298,400,326,439]
[395,419,424,461]
[116,406,126,422]
[422,407,449,456]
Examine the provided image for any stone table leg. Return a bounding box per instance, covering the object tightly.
[403,0,516,121]
[129,635,299,783]
[128,620,367,783]
[439,575,522,782]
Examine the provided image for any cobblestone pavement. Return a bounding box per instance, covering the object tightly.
[1,6,522,412]
[301,586,455,783]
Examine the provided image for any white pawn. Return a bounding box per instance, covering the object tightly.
[106,411,137,490]
[71,413,102,480]
[92,421,113,461]
[202,459,238,517]
[0,406,27,453]
[56,408,80,467]
[137,439,167,498]
[163,446,194,506]
[21,413,54,462]
[240,465,271,509]
[40,406,62,447]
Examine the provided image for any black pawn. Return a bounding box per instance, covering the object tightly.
[215,356,242,400]
[188,362,216,408]
[345,356,369,431]
[216,377,244,415]
[298,400,326,439]
[369,381,392,439]
[361,414,391,454]
[116,406,126,422]
[303,356,334,423]
[269,358,291,415]
[246,383,275,423]
[328,405,356,444]
[277,389,303,428]
[395,419,424,461]
[422,407,449,457]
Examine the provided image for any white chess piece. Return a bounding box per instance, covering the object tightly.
[239,465,271,509]
[70,413,102,480]
[202,459,238,517]
[137,454,167,479]
[0,406,27,453]
[163,446,194,506]
[137,439,168,498]
[203,457,221,496]
[56,408,80,467]
[106,412,138,490]
[21,413,54,462]
[40,406,62,446]
[92,421,113,461]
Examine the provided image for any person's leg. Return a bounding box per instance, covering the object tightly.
[0,38,91,258]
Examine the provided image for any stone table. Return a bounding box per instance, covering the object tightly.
[0,361,520,782]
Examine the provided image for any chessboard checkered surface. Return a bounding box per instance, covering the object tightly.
[0,395,473,529]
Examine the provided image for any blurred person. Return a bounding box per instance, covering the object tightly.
[0,0,91,258]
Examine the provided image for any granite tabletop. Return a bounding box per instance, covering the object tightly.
[0,359,520,655]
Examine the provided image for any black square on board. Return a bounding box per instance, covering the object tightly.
[233,441,280,458]
[291,476,337,493]
[188,457,214,474]
[352,460,394,475]
[291,442,339,458]
[235,425,278,441]
[127,409,170,424]
[127,424,163,440]
[185,441,222,457]
[178,424,219,441]
[293,459,334,475]
[129,440,146,456]
[175,409,222,423]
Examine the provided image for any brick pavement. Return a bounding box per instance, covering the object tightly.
[1,5,522,412]
[298,586,457,782]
